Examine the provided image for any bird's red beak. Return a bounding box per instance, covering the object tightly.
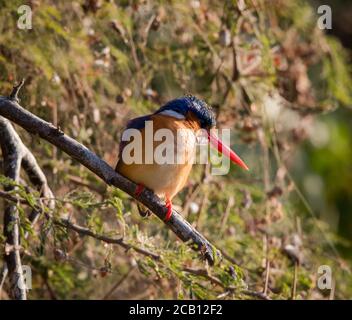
[208,132,249,171]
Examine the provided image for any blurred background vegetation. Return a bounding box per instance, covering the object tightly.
[0,0,351,299]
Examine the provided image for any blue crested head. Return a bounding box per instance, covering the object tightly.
[156,95,216,129]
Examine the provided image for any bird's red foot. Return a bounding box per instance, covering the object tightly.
[135,184,144,197]
[164,198,172,222]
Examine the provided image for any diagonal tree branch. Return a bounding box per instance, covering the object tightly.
[0,83,220,265]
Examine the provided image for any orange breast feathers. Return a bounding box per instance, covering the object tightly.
[116,112,201,200]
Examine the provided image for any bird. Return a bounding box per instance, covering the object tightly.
[115,95,248,222]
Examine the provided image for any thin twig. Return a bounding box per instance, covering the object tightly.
[220,196,235,234]
[68,175,106,194]
[291,260,298,300]
[55,218,160,260]
[0,190,24,204]
[8,79,25,102]
[183,267,232,289]
[263,234,270,296]
[0,266,8,299]
[183,267,270,300]
[241,289,271,300]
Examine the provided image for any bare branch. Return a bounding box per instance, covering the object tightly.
[0,90,220,265]
[0,116,27,300]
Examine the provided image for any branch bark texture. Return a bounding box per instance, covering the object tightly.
[0,116,27,300]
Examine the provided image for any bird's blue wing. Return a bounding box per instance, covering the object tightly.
[126,115,152,130]
[118,114,151,158]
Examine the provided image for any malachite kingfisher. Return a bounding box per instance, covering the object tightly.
[115,95,248,222]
